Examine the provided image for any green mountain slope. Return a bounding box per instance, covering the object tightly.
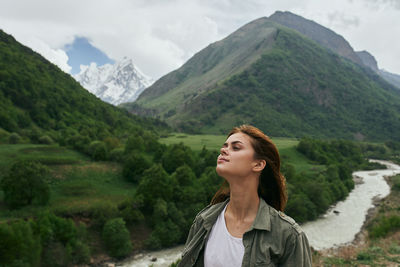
[124,18,279,115]
[126,18,400,141]
[0,29,167,143]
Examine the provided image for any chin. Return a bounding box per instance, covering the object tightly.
[216,165,229,178]
[215,165,223,175]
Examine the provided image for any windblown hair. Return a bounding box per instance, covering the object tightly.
[211,125,287,212]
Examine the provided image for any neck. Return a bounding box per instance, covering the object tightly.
[226,175,260,222]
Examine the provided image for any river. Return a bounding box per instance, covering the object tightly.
[122,160,400,266]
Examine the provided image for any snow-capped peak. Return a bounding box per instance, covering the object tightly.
[73,57,154,105]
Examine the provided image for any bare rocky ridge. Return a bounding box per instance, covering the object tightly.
[269,11,363,66]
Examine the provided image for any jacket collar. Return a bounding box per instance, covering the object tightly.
[200,197,271,232]
[251,198,271,231]
[201,199,229,231]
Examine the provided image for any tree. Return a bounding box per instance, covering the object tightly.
[31,212,90,265]
[0,220,41,267]
[102,218,132,259]
[172,164,196,187]
[124,135,145,154]
[1,160,50,209]
[122,153,151,183]
[135,164,176,212]
[161,143,194,173]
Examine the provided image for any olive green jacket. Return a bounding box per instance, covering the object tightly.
[178,198,312,267]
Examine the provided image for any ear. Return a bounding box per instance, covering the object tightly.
[252,159,266,172]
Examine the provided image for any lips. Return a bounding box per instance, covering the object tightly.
[218,156,229,162]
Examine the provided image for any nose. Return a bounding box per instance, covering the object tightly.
[220,146,228,155]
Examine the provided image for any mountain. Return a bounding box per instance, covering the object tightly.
[380,70,400,89]
[356,50,400,90]
[356,50,379,72]
[269,11,363,66]
[0,29,166,144]
[74,57,153,105]
[269,11,400,90]
[124,16,400,141]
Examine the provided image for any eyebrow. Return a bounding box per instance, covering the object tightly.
[223,140,244,147]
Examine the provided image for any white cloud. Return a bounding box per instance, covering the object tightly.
[31,40,72,73]
[1,0,400,77]
[2,30,72,73]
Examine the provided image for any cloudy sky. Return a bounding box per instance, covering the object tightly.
[1,0,399,79]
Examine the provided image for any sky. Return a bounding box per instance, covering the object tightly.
[1,0,399,79]
[64,37,114,74]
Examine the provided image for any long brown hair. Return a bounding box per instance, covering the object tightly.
[211,125,287,211]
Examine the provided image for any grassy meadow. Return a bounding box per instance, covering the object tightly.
[0,144,135,221]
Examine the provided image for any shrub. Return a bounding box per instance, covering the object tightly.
[102,218,132,259]
[65,134,90,152]
[1,160,50,209]
[389,243,400,254]
[152,198,168,224]
[38,135,54,144]
[87,140,108,161]
[118,198,145,225]
[356,251,373,261]
[109,147,125,162]
[368,246,383,255]
[170,259,181,267]
[0,128,10,144]
[8,132,21,144]
[145,233,162,249]
[392,175,400,191]
[66,240,90,264]
[369,215,400,238]
[42,241,68,267]
[90,202,119,230]
[103,136,120,151]
[149,219,181,248]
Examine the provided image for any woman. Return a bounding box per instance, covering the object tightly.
[178,125,312,267]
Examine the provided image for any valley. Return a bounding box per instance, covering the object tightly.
[1,9,400,266]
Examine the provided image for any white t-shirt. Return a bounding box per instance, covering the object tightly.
[204,204,245,267]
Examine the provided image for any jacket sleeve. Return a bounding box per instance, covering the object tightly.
[184,217,200,250]
[279,230,312,267]
[177,215,204,267]
[180,212,204,259]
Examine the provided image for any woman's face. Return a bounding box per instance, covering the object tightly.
[216,132,260,179]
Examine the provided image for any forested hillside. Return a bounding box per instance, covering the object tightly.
[0,29,167,150]
[0,28,221,265]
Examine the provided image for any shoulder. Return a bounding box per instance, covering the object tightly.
[191,200,228,226]
[197,200,227,219]
[277,210,304,234]
[268,205,304,235]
